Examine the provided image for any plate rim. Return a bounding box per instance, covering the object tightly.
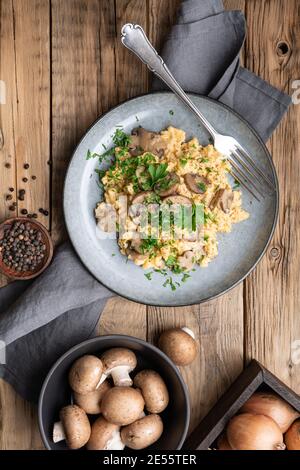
[63,91,279,307]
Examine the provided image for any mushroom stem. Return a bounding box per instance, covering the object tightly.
[106,429,125,451]
[53,421,66,443]
[181,327,195,339]
[111,365,133,386]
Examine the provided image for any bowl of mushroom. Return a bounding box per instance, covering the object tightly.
[38,335,190,450]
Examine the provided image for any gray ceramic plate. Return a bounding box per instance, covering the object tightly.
[64,92,278,306]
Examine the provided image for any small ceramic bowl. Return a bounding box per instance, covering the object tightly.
[38,335,190,450]
[0,217,53,280]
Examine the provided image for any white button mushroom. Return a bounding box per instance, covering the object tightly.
[158,327,197,366]
[86,416,125,451]
[73,380,111,415]
[121,414,164,450]
[133,370,169,414]
[99,348,137,386]
[68,355,103,395]
[101,386,145,426]
[52,404,91,449]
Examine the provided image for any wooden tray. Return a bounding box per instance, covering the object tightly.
[184,360,300,450]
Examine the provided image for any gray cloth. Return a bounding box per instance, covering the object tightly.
[153,0,291,142]
[0,0,291,404]
[0,244,113,402]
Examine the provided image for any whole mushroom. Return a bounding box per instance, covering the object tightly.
[68,355,103,395]
[121,414,164,450]
[133,370,169,414]
[158,327,197,366]
[99,348,137,386]
[52,404,91,449]
[73,380,111,415]
[101,386,145,426]
[86,416,125,451]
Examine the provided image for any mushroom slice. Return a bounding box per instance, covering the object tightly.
[86,416,125,451]
[73,380,111,415]
[121,414,163,450]
[184,173,210,194]
[158,327,198,366]
[68,355,103,395]
[53,405,91,449]
[177,251,195,271]
[210,188,234,213]
[129,127,168,158]
[95,202,116,232]
[162,195,192,206]
[131,191,154,206]
[133,370,169,414]
[99,347,137,386]
[154,172,180,197]
[101,386,145,426]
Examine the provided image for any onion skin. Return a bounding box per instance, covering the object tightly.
[285,419,300,450]
[240,392,299,433]
[227,413,286,450]
[217,434,233,450]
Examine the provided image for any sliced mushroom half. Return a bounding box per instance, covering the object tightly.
[154,172,180,197]
[210,188,234,213]
[129,127,168,158]
[184,173,210,194]
[177,251,195,271]
[162,195,192,206]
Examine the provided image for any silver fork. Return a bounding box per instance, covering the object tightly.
[121,23,275,201]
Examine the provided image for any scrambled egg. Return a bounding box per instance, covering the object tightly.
[95,127,249,272]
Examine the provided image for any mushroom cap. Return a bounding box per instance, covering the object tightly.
[101,348,137,374]
[154,172,180,197]
[133,370,169,414]
[73,380,111,415]
[210,188,234,213]
[158,328,197,366]
[162,195,192,206]
[121,414,164,450]
[68,355,103,394]
[184,173,209,194]
[101,387,145,426]
[59,405,91,449]
[131,191,154,206]
[86,416,121,450]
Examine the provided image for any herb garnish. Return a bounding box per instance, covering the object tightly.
[232,179,241,190]
[197,182,207,193]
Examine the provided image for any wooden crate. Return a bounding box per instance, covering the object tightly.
[184,360,300,450]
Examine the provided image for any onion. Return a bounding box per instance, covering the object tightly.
[227,413,285,450]
[217,434,233,450]
[285,419,300,450]
[240,392,299,433]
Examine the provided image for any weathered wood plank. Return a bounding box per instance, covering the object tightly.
[0,0,18,288]
[244,0,300,393]
[51,0,101,244]
[0,0,50,450]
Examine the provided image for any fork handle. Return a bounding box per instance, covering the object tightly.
[121,23,217,138]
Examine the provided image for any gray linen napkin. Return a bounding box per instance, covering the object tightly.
[153,0,291,142]
[0,0,291,403]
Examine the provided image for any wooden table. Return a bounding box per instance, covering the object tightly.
[0,0,299,449]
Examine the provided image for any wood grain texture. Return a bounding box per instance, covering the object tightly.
[0,0,50,450]
[243,0,300,394]
[0,0,299,450]
[51,0,101,244]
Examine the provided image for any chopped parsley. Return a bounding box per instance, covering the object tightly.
[197,182,207,193]
[169,110,174,116]
[180,158,188,167]
[232,179,241,190]
[144,272,153,281]
[181,273,191,283]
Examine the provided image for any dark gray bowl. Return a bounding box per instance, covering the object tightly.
[38,335,190,450]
